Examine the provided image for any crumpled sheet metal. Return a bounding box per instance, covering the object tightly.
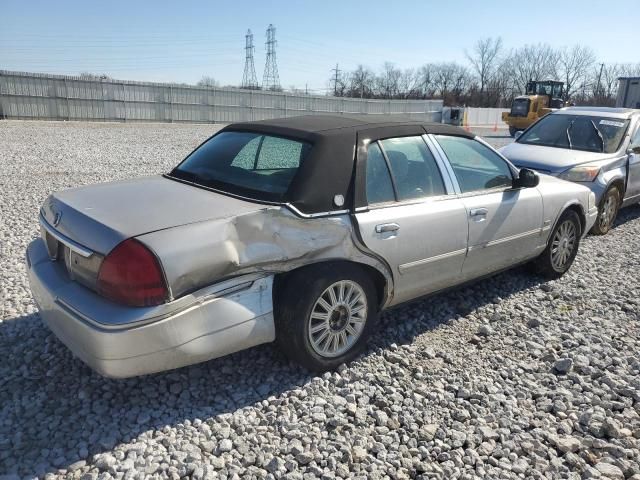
[138,207,393,304]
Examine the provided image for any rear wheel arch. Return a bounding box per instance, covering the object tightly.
[274,260,388,310]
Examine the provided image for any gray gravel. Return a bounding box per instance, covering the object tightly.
[1,121,639,479]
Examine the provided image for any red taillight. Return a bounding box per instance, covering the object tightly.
[97,239,168,307]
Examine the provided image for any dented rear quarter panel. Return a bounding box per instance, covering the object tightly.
[136,207,393,304]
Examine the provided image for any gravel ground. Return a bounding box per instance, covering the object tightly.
[1,121,639,480]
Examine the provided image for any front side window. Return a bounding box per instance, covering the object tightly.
[518,114,630,154]
[171,131,311,200]
[435,135,513,193]
[379,136,446,201]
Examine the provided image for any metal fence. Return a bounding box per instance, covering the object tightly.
[0,70,443,124]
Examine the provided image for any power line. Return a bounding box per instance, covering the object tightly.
[241,29,258,89]
[262,24,281,91]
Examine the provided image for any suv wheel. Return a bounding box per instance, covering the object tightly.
[591,187,620,235]
[275,263,377,371]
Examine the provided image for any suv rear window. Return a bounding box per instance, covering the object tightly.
[170,131,312,201]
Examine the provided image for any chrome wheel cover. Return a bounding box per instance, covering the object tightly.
[551,220,577,270]
[308,280,367,358]
[599,193,617,230]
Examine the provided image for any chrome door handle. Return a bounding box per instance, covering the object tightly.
[469,208,488,217]
[375,223,400,233]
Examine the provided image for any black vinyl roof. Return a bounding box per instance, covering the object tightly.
[225,114,474,139]
[217,115,474,214]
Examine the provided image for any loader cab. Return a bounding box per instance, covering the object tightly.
[503,80,566,137]
[526,80,565,109]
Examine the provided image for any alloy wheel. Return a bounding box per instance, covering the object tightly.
[550,220,577,270]
[599,193,617,231]
[308,280,367,358]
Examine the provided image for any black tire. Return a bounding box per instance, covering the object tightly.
[275,262,378,371]
[530,209,582,279]
[509,126,517,137]
[590,186,621,235]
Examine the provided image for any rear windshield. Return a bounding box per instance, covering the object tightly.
[518,114,629,154]
[170,131,312,201]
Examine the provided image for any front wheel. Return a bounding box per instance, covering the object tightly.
[590,187,620,235]
[509,126,518,137]
[275,263,378,371]
[530,210,581,279]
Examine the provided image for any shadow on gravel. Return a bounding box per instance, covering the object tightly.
[614,202,640,227]
[2,206,638,476]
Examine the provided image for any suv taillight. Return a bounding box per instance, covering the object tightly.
[97,239,168,307]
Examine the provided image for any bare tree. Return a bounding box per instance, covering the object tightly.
[465,37,503,96]
[558,45,596,100]
[348,65,375,98]
[417,64,437,97]
[397,69,421,99]
[502,44,559,94]
[197,76,219,88]
[619,63,640,77]
[376,62,402,98]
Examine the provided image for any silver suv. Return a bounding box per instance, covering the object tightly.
[500,107,640,234]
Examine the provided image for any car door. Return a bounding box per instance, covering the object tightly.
[625,122,640,202]
[354,132,469,306]
[431,134,544,281]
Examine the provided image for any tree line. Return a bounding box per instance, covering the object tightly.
[329,38,640,107]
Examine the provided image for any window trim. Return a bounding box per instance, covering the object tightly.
[432,134,517,196]
[363,135,453,208]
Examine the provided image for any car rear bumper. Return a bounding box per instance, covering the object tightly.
[26,239,275,378]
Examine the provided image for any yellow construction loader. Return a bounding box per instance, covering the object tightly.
[502,80,565,137]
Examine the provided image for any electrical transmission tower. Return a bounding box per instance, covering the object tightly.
[262,24,281,91]
[241,29,258,89]
[331,63,341,96]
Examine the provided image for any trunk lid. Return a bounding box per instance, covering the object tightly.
[41,175,265,255]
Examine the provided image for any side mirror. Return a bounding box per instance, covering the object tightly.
[514,130,523,140]
[515,168,539,188]
[630,145,640,155]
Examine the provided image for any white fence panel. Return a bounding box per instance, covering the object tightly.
[465,107,509,127]
[0,70,444,124]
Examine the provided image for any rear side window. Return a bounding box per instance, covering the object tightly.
[172,131,311,200]
[379,136,446,201]
[435,135,512,193]
[365,143,395,204]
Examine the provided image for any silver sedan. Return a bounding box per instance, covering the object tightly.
[27,115,598,377]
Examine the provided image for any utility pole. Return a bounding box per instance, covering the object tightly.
[241,29,258,89]
[262,24,281,91]
[331,63,341,96]
[595,62,605,100]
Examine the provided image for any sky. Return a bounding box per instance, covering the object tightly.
[1,0,637,93]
